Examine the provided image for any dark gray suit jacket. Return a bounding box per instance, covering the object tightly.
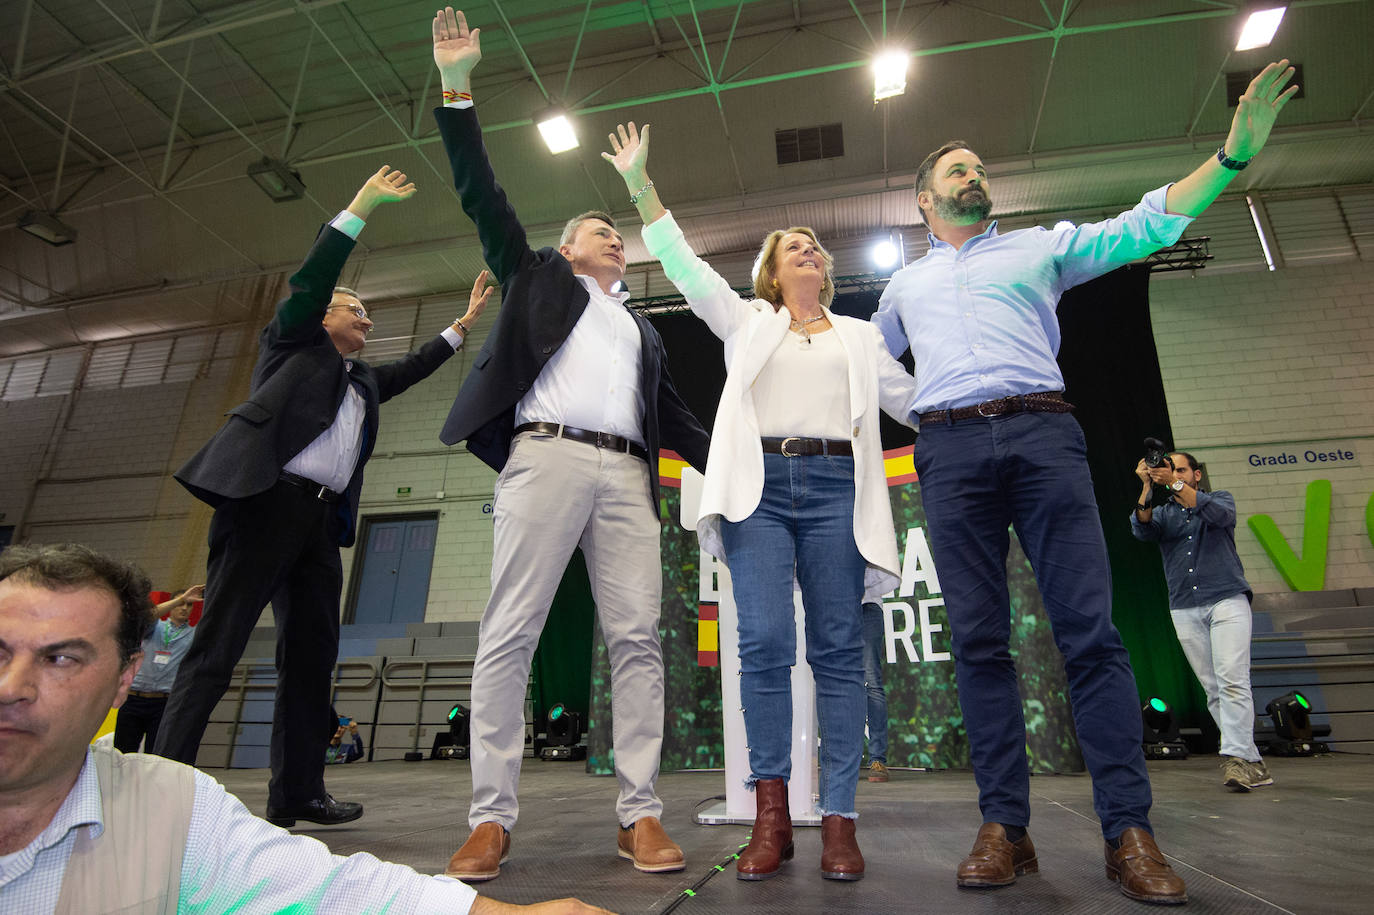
[175,225,456,547]
[433,105,708,507]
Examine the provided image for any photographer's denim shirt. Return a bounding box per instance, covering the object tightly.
[1130,490,1252,609]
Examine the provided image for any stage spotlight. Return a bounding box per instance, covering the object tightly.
[536,109,579,154]
[872,49,909,102]
[540,701,585,761]
[1262,690,1328,756]
[431,703,471,759]
[1235,5,1287,51]
[872,239,899,270]
[1141,697,1189,759]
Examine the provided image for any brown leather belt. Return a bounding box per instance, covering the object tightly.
[760,437,854,457]
[128,689,169,699]
[278,471,343,502]
[514,422,649,462]
[919,391,1074,426]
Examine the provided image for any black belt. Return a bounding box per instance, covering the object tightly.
[278,471,344,502]
[128,689,168,699]
[514,422,649,462]
[760,436,854,457]
[919,391,1074,425]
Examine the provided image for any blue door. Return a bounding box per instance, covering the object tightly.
[352,517,438,625]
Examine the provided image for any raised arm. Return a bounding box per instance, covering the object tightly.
[276,167,416,340]
[1165,60,1297,217]
[603,122,755,340]
[602,121,666,227]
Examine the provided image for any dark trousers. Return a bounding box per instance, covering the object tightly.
[912,411,1152,839]
[153,481,344,809]
[113,693,167,753]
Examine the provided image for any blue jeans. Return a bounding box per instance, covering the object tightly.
[1170,594,1260,761]
[912,411,1152,840]
[861,602,888,764]
[720,452,867,817]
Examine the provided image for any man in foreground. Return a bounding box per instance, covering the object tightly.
[0,542,612,914]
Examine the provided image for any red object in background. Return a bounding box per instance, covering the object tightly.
[148,591,203,626]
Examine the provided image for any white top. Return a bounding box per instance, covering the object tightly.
[514,274,646,447]
[752,326,850,439]
[0,745,478,914]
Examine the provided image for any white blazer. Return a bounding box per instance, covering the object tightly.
[642,212,917,595]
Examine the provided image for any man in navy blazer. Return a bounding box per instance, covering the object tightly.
[158,167,492,827]
[431,8,709,883]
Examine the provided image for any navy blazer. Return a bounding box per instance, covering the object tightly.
[434,105,708,507]
[175,225,456,547]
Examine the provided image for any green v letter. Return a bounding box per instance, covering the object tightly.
[1246,479,1331,591]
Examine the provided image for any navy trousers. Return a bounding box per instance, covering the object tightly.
[912,410,1152,839]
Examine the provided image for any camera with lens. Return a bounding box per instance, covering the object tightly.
[1143,437,1170,469]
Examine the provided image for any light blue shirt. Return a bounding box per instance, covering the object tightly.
[129,619,195,692]
[0,745,477,914]
[872,185,1192,416]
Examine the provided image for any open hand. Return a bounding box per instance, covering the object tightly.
[433,7,482,79]
[181,584,205,602]
[457,269,493,332]
[349,166,417,219]
[601,122,650,187]
[1224,59,1299,161]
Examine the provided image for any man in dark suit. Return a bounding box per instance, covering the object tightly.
[430,8,709,883]
[157,166,493,827]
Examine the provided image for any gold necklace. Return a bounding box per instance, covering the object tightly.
[789,313,826,344]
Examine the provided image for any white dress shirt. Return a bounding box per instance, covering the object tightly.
[514,274,646,448]
[283,210,465,492]
[0,746,477,914]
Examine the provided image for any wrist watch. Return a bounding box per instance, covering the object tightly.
[1171,480,1186,492]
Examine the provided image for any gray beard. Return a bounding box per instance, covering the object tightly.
[931,188,992,223]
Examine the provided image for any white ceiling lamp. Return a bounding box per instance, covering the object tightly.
[872,50,909,102]
[1053,220,1076,232]
[872,239,899,269]
[1235,5,1287,51]
[536,109,579,154]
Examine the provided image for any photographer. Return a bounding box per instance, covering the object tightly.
[1130,450,1272,792]
[327,714,365,765]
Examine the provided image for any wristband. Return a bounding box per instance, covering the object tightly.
[1136,502,1151,512]
[1216,147,1250,171]
[629,179,655,205]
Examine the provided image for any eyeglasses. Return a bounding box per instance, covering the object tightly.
[329,303,369,320]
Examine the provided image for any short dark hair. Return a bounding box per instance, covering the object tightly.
[560,210,616,246]
[0,543,154,667]
[1172,451,1199,473]
[915,139,978,218]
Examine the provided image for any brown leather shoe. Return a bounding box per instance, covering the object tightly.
[956,823,1038,888]
[820,814,865,881]
[737,778,793,880]
[445,822,510,882]
[1105,827,1187,905]
[617,816,686,872]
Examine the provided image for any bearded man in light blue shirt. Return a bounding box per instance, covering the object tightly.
[872,61,1297,905]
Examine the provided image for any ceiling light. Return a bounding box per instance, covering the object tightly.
[1235,5,1287,51]
[18,210,77,246]
[872,50,909,102]
[247,157,306,202]
[1053,220,1075,232]
[536,109,578,154]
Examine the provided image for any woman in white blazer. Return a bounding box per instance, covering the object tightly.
[605,123,917,884]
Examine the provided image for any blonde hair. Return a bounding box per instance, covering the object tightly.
[751,226,836,309]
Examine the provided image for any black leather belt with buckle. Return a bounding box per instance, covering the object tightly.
[514,422,649,462]
[918,391,1073,425]
[278,471,344,502]
[760,436,854,457]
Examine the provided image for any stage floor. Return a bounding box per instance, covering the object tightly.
[216,752,1372,914]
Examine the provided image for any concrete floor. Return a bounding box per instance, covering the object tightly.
[215,752,1373,914]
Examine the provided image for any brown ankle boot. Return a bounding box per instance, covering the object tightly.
[737,778,793,880]
[820,814,865,881]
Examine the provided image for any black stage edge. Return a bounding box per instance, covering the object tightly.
[216,754,1372,913]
